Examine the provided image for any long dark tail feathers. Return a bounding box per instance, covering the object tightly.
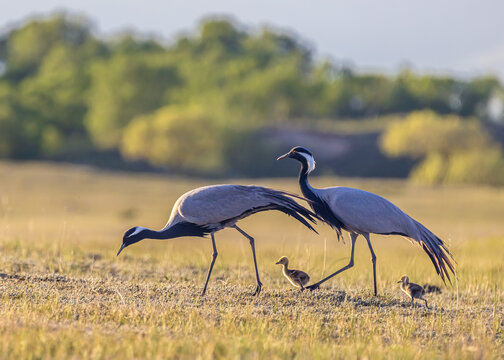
[269,188,319,205]
[414,221,456,285]
[258,187,322,234]
[274,205,319,234]
[312,196,344,241]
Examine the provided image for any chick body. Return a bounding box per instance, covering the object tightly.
[276,256,310,290]
[398,275,428,308]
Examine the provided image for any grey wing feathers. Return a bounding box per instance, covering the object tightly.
[320,187,414,235]
[319,187,455,284]
[177,185,264,224]
[176,184,319,232]
[251,186,320,232]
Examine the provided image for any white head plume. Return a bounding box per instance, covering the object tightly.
[298,152,316,174]
[130,226,147,237]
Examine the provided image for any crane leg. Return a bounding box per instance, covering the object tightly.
[201,233,218,296]
[234,225,263,296]
[306,233,358,291]
[363,233,378,296]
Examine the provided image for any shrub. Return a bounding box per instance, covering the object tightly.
[381,110,504,185]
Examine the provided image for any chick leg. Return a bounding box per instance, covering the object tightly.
[423,298,429,309]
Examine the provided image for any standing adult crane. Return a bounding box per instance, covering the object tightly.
[277,146,455,295]
[117,184,320,296]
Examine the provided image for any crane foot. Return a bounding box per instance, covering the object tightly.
[306,283,320,291]
[252,282,262,296]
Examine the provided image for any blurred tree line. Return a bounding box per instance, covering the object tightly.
[381,111,504,185]
[1,13,503,182]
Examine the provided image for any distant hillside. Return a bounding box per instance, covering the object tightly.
[261,127,414,178]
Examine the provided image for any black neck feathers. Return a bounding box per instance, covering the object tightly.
[298,160,316,201]
[149,222,210,240]
[296,158,345,238]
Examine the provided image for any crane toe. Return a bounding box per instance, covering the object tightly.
[306,283,320,291]
[252,282,263,296]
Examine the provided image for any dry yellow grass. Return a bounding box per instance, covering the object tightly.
[0,161,503,359]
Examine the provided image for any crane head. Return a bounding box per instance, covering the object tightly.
[277,146,316,174]
[117,226,147,256]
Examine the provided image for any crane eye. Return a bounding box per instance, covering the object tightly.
[292,150,298,154]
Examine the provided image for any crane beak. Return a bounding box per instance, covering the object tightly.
[275,260,281,264]
[116,243,126,256]
[397,280,402,283]
[276,152,289,160]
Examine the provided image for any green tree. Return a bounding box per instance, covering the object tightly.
[0,82,46,158]
[3,14,95,81]
[0,14,105,157]
[85,54,179,149]
[19,44,92,134]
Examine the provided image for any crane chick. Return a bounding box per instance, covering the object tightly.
[398,275,429,308]
[276,256,310,291]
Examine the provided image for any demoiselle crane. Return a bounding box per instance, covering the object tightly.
[277,146,455,295]
[117,184,320,296]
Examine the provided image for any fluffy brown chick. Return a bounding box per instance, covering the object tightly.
[276,256,310,291]
[398,275,429,308]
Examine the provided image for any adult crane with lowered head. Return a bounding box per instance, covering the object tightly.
[117,184,321,296]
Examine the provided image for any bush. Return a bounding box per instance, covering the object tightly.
[380,110,490,158]
[381,110,504,185]
[444,147,504,185]
[120,105,224,173]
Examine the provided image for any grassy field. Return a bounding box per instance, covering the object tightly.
[0,161,503,359]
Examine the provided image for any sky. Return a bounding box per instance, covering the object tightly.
[2,0,504,80]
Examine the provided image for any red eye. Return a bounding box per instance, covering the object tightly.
[292,150,298,154]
